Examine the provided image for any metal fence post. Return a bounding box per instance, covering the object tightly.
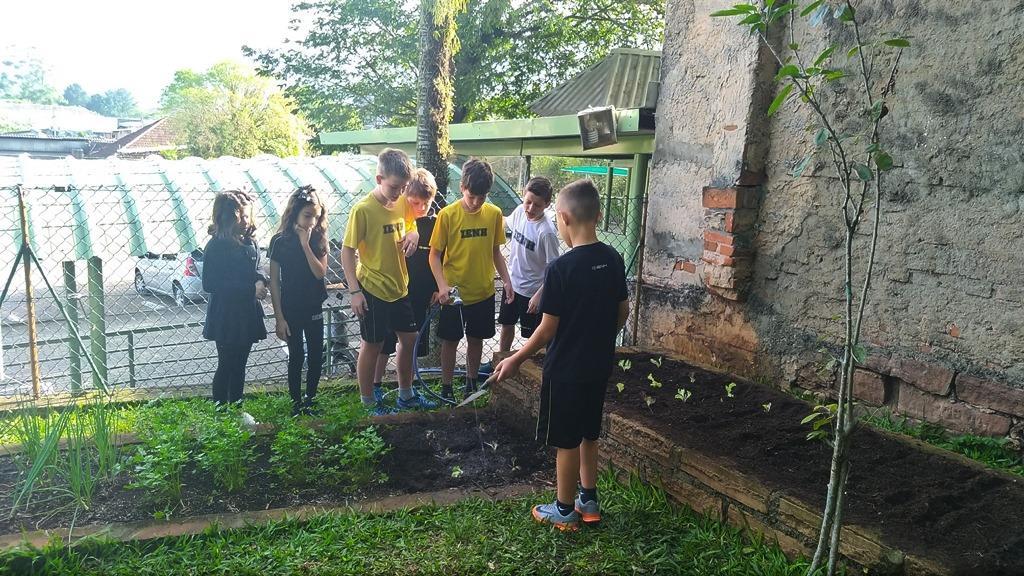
[127,331,136,388]
[63,260,82,394]
[88,256,107,391]
[17,186,41,399]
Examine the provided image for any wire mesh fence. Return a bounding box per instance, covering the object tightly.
[0,154,647,404]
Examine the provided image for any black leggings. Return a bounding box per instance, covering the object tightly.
[287,317,324,403]
[213,341,252,404]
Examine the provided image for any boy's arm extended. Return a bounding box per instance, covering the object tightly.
[617,300,629,332]
[493,245,514,304]
[429,247,451,304]
[340,246,367,317]
[492,313,559,382]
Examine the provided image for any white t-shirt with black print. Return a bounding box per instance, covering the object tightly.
[507,204,561,297]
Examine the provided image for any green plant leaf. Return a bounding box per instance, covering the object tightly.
[814,128,828,147]
[800,0,824,17]
[775,64,800,81]
[739,12,762,25]
[852,344,867,364]
[616,382,625,393]
[847,45,863,58]
[768,84,793,116]
[788,42,800,51]
[732,3,758,12]
[824,70,846,81]
[813,45,836,66]
[800,412,820,425]
[792,154,813,178]
[769,2,798,22]
[874,151,894,171]
[834,4,855,22]
[883,38,911,48]
[711,7,749,17]
[853,163,873,181]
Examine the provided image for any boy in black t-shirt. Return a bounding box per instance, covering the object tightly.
[492,179,628,531]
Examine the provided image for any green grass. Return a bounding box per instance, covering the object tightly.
[863,409,1024,477]
[1,473,821,576]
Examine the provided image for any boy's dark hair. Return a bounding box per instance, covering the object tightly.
[557,179,601,224]
[208,190,256,242]
[378,148,413,180]
[524,176,553,203]
[460,158,493,197]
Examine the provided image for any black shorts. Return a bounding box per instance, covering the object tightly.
[438,293,496,341]
[497,291,541,338]
[536,377,608,449]
[380,289,432,356]
[359,289,418,345]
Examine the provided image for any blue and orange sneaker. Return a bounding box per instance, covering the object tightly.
[531,501,580,531]
[396,392,438,411]
[575,495,601,525]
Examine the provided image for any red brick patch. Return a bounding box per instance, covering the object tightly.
[853,369,886,406]
[702,187,759,209]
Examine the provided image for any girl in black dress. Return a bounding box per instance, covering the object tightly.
[202,191,268,422]
[268,186,329,416]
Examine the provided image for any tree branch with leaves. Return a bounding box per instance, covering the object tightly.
[712,2,907,574]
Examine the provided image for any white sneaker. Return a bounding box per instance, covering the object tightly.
[240,411,258,429]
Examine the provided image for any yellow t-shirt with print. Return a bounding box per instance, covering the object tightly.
[342,192,418,302]
[429,201,505,305]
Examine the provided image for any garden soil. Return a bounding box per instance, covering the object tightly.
[598,352,1024,575]
[0,410,552,535]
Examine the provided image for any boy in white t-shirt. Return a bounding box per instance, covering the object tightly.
[498,176,561,352]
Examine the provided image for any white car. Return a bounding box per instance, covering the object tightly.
[134,249,207,306]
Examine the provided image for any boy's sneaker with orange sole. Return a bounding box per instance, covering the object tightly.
[574,495,601,525]
[531,501,580,531]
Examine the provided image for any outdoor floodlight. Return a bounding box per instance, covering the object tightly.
[577,106,618,150]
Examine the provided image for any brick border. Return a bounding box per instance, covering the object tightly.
[490,351,956,576]
[0,482,541,552]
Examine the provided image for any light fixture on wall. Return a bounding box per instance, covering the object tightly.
[577,106,617,150]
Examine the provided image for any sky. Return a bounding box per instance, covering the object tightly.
[1,0,295,111]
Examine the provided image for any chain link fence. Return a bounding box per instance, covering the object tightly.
[0,154,647,403]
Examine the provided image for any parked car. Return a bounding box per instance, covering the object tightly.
[134,249,206,306]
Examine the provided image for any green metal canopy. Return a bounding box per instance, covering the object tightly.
[320,109,655,159]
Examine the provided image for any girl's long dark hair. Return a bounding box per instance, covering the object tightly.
[209,190,256,243]
[276,185,328,257]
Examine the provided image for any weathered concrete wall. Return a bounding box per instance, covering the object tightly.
[642,0,1024,437]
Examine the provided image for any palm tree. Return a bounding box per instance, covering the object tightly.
[416,0,467,195]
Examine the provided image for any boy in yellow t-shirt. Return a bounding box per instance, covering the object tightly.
[429,158,513,402]
[341,148,436,415]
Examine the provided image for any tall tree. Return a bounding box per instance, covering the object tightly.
[160,61,310,159]
[245,0,664,131]
[85,89,139,118]
[417,0,467,195]
[63,83,89,107]
[0,55,62,104]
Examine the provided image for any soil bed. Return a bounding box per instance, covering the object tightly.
[0,410,551,535]
[588,352,1024,575]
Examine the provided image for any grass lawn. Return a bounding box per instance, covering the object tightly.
[2,473,823,576]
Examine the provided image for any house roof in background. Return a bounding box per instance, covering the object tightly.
[0,101,119,134]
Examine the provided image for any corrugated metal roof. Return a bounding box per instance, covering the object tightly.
[529,49,661,117]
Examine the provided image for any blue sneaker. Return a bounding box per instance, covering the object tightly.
[575,495,601,525]
[531,501,580,531]
[368,402,397,416]
[396,391,438,411]
[478,362,494,377]
[373,385,386,403]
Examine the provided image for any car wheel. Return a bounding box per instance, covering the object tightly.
[134,270,149,295]
[173,282,187,307]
